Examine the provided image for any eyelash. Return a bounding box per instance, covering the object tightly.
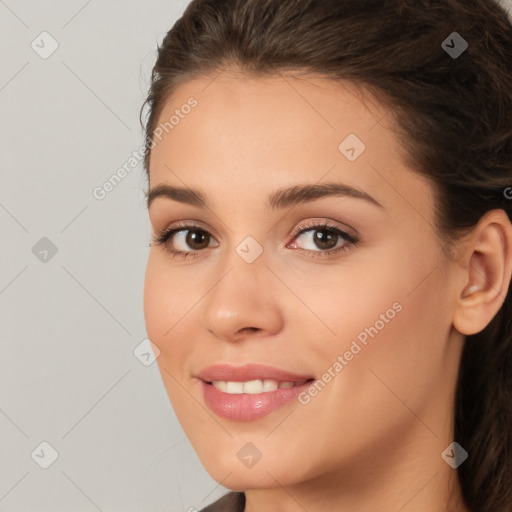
[151,220,359,260]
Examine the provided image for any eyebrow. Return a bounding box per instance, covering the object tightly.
[146,182,383,210]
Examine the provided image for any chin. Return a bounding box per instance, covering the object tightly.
[206,466,291,492]
[197,446,310,491]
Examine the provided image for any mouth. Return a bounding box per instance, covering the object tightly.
[205,378,314,394]
[197,362,315,383]
[196,364,316,421]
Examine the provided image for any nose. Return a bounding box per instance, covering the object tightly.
[200,247,284,343]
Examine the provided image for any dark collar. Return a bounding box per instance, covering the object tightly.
[200,491,245,512]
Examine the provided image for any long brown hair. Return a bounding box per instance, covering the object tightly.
[140,1,512,510]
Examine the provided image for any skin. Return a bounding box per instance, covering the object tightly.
[143,69,512,512]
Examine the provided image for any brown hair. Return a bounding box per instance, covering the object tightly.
[140,1,512,510]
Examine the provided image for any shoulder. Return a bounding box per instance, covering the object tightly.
[199,491,245,512]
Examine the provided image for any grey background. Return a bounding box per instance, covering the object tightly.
[1,1,511,511]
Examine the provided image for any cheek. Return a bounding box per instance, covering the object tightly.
[143,253,193,368]
[296,244,450,420]
[144,252,188,334]
[281,289,449,479]
[144,256,198,423]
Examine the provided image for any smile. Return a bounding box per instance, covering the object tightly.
[209,379,311,394]
[197,364,316,421]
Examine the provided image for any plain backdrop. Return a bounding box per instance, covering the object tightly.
[1,1,511,511]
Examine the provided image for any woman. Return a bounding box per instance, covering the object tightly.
[140,0,512,510]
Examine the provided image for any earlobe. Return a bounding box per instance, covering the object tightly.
[452,210,512,336]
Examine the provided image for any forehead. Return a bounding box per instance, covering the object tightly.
[153,71,390,149]
[148,71,435,221]
[150,71,394,173]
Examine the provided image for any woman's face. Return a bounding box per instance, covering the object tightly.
[144,72,463,491]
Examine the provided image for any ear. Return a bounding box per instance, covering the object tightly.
[452,209,512,336]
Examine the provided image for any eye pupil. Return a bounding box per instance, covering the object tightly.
[187,229,210,249]
[314,229,338,250]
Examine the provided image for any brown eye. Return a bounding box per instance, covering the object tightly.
[157,227,216,254]
[290,224,356,254]
[311,228,340,250]
[180,229,211,250]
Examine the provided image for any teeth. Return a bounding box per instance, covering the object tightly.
[262,379,279,392]
[226,381,244,394]
[243,379,263,394]
[212,381,227,392]
[211,379,300,394]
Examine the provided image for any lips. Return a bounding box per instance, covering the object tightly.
[197,363,315,383]
[196,364,316,421]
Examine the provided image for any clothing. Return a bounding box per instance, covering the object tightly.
[199,491,245,512]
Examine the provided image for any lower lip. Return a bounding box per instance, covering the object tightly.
[201,380,313,421]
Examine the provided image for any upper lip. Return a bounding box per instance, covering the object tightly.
[197,364,315,383]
